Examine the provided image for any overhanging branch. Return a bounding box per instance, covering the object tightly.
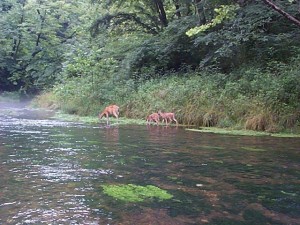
[263,0,300,28]
[90,13,159,37]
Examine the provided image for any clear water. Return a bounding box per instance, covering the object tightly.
[0,103,299,224]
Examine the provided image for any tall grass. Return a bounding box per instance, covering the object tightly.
[35,58,300,133]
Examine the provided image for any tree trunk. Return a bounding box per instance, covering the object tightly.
[153,0,168,27]
[194,0,206,25]
[175,4,181,18]
[11,2,25,60]
[35,9,46,47]
[174,1,181,18]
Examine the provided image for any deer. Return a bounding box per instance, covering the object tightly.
[146,112,160,125]
[158,110,178,126]
[99,105,119,124]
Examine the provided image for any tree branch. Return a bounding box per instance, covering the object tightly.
[263,0,300,28]
[90,13,159,37]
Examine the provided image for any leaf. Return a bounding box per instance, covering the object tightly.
[186,4,240,36]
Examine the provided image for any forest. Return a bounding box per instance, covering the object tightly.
[0,0,300,133]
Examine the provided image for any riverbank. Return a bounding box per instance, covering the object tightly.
[31,62,300,136]
[2,86,300,138]
[52,110,300,138]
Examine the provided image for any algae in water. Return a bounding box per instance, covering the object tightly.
[101,184,173,202]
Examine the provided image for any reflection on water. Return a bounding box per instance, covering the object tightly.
[0,104,300,224]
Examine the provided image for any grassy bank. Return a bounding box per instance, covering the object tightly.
[45,110,300,138]
[33,60,300,135]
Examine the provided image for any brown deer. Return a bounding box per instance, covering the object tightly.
[158,110,178,126]
[99,105,119,124]
[146,113,160,125]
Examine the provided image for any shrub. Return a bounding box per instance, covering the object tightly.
[31,91,58,110]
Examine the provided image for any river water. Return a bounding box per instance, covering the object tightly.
[0,103,299,224]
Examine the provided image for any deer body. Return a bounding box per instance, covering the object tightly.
[146,113,160,125]
[158,111,178,126]
[99,105,119,123]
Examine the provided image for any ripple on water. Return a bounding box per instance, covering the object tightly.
[39,165,113,182]
[0,118,86,128]
[12,207,101,225]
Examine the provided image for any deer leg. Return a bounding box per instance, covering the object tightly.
[105,113,109,125]
[173,118,178,126]
[112,112,119,123]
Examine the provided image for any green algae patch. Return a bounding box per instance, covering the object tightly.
[186,127,269,136]
[241,147,266,152]
[186,127,300,138]
[271,133,300,138]
[101,184,173,202]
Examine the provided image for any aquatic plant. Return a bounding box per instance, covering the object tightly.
[101,184,173,202]
[241,147,266,152]
[186,127,300,138]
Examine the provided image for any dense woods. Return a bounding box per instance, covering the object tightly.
[1,0,300,132]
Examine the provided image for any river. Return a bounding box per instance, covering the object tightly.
[0,102,299,224]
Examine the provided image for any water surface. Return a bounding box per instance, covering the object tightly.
[0,103,299,224]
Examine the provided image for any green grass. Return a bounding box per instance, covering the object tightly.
[52,111,146,125]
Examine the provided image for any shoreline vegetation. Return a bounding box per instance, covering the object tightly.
[0,93,299,138]
[2,62,300,139]
[29,61,300,138]
[52,110,300,138]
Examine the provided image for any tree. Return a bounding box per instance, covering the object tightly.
[90,0,171,37]
[153,0,168,27]
[0,0,91,93]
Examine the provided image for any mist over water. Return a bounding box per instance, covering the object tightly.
[0,102,299,224]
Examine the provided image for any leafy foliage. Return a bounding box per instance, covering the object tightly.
[0,0,92,93]
[186,4,240,36]
[1,0,300,92]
